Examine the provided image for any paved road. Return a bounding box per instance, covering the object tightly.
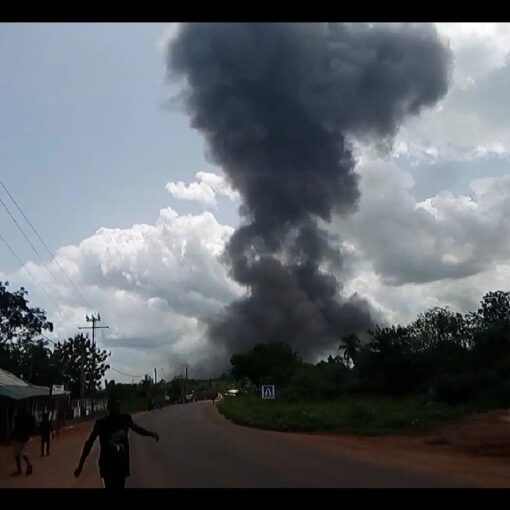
[126,401,468,488]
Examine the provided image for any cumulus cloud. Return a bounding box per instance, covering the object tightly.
[345,263,510,328]
[393,23,510,160]
[436,23,510,82]
[8,204,241,381]
[165,171,239,207]
[337,158,510,287]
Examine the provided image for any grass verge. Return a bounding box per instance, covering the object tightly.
[217,395,479,435]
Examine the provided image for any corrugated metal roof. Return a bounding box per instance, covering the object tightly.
[0,368,51,400]
[0,384,49,400]
[0,368,29,386]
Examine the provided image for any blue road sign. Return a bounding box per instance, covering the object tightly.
[261,385,275,399]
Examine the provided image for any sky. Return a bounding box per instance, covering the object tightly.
[1,23,510,383]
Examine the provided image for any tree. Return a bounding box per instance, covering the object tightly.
[52,334,110,398]
[167,376,185,402]
[0,281,53,342]
[467,292,510,368]
[230,342,301,388]
[338,333,360,367]
[367,325,410,357]
[477,291,510,326]
[408,307,469,351]
[0,281,53,377]
[353,325,415,396]
[285,359,349,401]
[13,337,59,386]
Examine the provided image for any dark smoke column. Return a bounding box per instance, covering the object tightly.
[167,23,451,360]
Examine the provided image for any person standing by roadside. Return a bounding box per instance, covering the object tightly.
[12,403,35,476]
[39,412,52,457]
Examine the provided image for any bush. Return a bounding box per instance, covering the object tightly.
[218,395,472,435]
[474,374,510,409]
[282,362,348,401]
[230,342,301,388]
[432,374,480,404]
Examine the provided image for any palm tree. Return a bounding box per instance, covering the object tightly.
[339,333,360,367]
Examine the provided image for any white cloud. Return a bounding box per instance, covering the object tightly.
[327,154,510,328]
[345,263,510,328]
[8,203,242,381]
[165,171,239,207]
[391,23,510,160]
[338,158,510,286]
[436,23,510,79]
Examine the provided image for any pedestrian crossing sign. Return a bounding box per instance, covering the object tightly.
[261,385,275,399]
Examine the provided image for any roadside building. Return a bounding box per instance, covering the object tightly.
[0,368,70,443]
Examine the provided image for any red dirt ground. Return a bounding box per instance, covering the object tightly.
[293,408,510,487]
[0,419,102,488]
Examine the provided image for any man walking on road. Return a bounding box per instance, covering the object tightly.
[74,397,159,488]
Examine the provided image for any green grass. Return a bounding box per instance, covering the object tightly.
[218,395,477,435]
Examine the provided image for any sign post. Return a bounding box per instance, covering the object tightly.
[261,385,275,399]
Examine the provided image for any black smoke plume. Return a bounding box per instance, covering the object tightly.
[167,23,451,360]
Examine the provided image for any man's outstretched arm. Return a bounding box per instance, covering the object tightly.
[130,421,159,442]
[74,424,99,477]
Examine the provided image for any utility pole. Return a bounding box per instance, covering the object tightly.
[80,341,85,417]
[180,365,187,404]
[79,313,109,413]
[183,365,188,403]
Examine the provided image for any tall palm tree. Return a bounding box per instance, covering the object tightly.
[339,333,360,367]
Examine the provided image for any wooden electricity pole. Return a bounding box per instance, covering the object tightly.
[79,313,109,413]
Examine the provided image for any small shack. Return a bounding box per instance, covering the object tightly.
[0,368,69,443]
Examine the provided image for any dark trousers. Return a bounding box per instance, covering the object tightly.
[103,475,126,488]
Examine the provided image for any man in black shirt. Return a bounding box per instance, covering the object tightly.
[74,398,159,488]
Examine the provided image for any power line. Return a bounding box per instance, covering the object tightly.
[108,367,144,379]
[0,179,91,310]
[0,182,134,382]
[0,194,74,306]
[41,333,57,345]
[0,182,124,381]
[0,232,64,317]
[42,334,143,382]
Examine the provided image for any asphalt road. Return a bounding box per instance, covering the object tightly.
[125,400,469,488]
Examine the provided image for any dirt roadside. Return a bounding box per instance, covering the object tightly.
[0,419,102,488]
[0,411,152,489]
[277,408,510,488]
